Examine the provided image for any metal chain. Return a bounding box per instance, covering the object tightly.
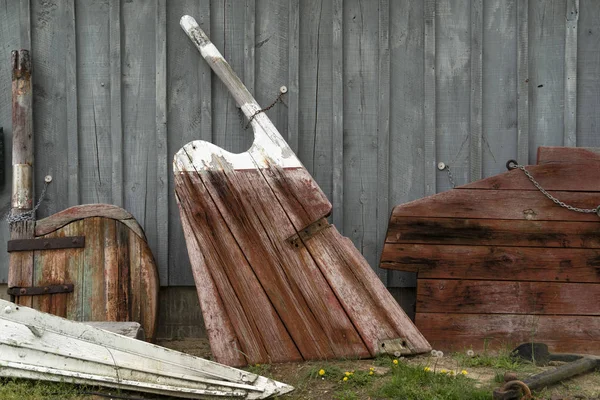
[6,180,50,225]
[445,165,456,188]
[244,91,287,130]
[507,160,600,216]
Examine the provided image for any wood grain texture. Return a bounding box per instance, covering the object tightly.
[387,0,425,288]
[436,0,470,192]
[390,189,600,222]
[528,0,565,162]
[417,279,600,315]
[482,0,518,176]
[178,200,245,366]
[66,0,78,206]
[516,0,529,163]
[28,217,158,341]
[536,146,600,164]
[196,168,367,360]
[461,162,600,192]
[110,0,123,208]
[415,313,600,354]
[35,204,146,240]
[381,243,600,283]
[423,0,436,196]
[386,216,600,248]
[563,0,579,147]
[469,0,483,182]
[576,1,600,147]
[332,0,344,228]
[174,172,299,364]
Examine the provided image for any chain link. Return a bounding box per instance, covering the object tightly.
[6,181,50,225]
[508,160,600,216]
[444,165,456,188]
[244,91,286,130]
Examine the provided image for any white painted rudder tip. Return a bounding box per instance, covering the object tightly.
[180,15,198,33]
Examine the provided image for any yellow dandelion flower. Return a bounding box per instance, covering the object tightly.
[440,369,447,374]
[393,359,399,365]
[345,371,352,376]
[369,367,375,371]
[449,370,456,376]
[318,369,325,376]
[461,370,468,375]
[424,367,431,372]
[369,371,374,376]
[343,376,348,382]
[255,364,260,367]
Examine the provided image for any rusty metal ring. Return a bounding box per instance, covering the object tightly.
[506,159,518,170]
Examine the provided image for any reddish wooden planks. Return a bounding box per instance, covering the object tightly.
[381,243,600,282]
[416,314,600,354]
[416,280,600,315]
[27,209,159,342]
[381,147,600,354]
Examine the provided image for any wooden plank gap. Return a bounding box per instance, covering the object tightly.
[155,0,168,285]
[377,0,390,284]
[516,0,529,164]
[423,0,436,196]
[469,0,483,182]
[564,0,579,147]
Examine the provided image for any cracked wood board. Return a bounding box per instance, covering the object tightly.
[173,15,430,366]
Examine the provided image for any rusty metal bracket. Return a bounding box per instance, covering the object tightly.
[378,338,414,356]
[7,236,85,252]
[7,284,74,296]
[288,218,330,249]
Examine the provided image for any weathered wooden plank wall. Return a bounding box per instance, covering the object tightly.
[1,0,599,290]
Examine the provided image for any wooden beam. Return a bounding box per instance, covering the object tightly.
[332,0,344,228]
[423,0,436,195]
[469,0,483,182]
[564,0,579,147]
[516,0,529,163]
[110,0,123,208]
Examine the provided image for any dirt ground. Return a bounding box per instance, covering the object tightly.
[156,338,600,400]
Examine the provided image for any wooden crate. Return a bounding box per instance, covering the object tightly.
[380,147,600,354]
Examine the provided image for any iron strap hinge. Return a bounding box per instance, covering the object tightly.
[7,284,74,296]
[288,218,330,249]
[7,236,85,252]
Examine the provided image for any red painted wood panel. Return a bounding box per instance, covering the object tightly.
[416,313,600,354]
[417,279,600,315]
[380,243,600,282]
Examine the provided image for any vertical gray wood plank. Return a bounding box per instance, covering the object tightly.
[78,0,111,206]
[387,0,424,288]
[156,0,168,284]
[469,0,483,182]
[529,0,566,163]
[576,0,600,147]
[564,0,579,147]
[436,0,470,192]
[31,0,71,218]
[423,0,436,196]
[376,0,390,283]
[244,0,256,98]
[0,0,23,283]
[66,0,78,206]
[20,0,31,49]
[343,0,379,270]
[211,0,250,153]
[167,0,211,285]
[121,0,158,277]
[287,0,299,154]
[110,0,123,208]
[332,0,344,229]
[483,0,518,176]
[517,0,529,164]
[298,0,334,204]
[255,0,289,142]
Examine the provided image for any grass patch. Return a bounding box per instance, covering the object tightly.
[375,362,491,400]
[0,378,87,400]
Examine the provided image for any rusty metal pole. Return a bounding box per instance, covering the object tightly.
[8,49,34,306]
